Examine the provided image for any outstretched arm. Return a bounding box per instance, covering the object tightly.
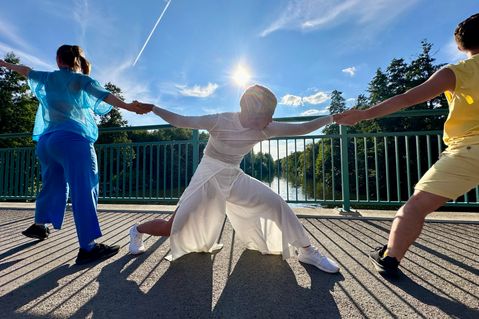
[335,67,455,125]
[0,59,31,77]
[265,115,333,137]
[140,103,217,130]
[104,94,152,114]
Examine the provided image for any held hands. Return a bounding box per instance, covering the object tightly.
[129,101,154,115]
[334,109,367,126]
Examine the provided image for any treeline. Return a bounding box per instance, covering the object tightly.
[278,41,452,202]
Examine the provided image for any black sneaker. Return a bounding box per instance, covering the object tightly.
[369,245,400,276]
[75,243,120,265]
[22,224,50,240]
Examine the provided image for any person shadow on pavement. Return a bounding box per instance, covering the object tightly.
[71,237,214,319]
[0,263,85,319]
[386,270,479,319]
[212,250,344,319]
[0,241,40,272]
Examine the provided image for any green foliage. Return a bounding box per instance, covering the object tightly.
[97,82,130,145]
[242,151,275,182]
[275,40,450,201]
[0,53,37,147]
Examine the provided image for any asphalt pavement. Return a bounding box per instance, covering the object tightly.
[0,207,478,318]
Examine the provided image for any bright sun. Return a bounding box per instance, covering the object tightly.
[232,64,251,87]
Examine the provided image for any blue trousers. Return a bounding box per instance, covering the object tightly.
[35,131,102,249]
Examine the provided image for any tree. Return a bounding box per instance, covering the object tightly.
[323,90,346,135]
[404,40,447,131]
[368,68,390,105]
[272,41,451,203]
[0,53,37,147]
[328,90,347,114]
[97,82,130,145]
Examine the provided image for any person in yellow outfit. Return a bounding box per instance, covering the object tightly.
[335,13,479,276]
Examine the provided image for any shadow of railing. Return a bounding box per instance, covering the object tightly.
[0,210,477,318]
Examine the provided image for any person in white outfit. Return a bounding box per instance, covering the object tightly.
[129,84,340,273]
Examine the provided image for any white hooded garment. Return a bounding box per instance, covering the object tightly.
[162,112,333,261]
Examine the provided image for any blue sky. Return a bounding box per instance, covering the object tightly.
[0,0,477,126]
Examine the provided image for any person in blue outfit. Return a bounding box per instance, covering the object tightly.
[0,45,152,265]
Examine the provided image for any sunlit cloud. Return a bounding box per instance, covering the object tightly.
[280,90,330,106]
[280,94,303,106]
[176,83,219,98]
[302,91,330,104]
[260,0,419,37]
[342,66,356,76]
[301,109,328,116]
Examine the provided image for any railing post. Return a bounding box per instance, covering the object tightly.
[339,125,351,213]
[192,129,200,173]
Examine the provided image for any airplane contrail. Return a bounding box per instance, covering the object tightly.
[133,0,172,66]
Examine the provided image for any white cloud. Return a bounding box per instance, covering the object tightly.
[0,18,30,50]
[302,91,330,104]
[342,66,356,76]
[300,0,357,30]
[0,42,54,70]
[63,0,115,49]
[176,83,219,98]
[301,109,328,116]
[280,94,303,106]
[94,58,163,126]
[260,0,419,37]
[280,90,330,106]
[73,0,90,45]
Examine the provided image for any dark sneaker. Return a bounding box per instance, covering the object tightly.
[22,224,50,240]
[75,243,120,265]
[369,245,400,276]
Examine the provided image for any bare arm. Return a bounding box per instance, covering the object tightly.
[335,67,456,125]
[104,94,151,114]
[266,115,333,137]
[142,103,217,130]
[0,59,32,77]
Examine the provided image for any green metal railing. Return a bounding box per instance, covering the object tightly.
[2,109,478,210]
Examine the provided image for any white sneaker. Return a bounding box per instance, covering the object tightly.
[298,247,340,273]
[129,224,145,254]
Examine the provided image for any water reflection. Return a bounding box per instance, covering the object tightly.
[266,176,308,202]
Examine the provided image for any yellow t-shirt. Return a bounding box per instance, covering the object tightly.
[443,54,479,146]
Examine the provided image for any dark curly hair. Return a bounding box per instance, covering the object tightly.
[454,13,479,51]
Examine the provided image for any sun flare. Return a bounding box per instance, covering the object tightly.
[232,64,251,87]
